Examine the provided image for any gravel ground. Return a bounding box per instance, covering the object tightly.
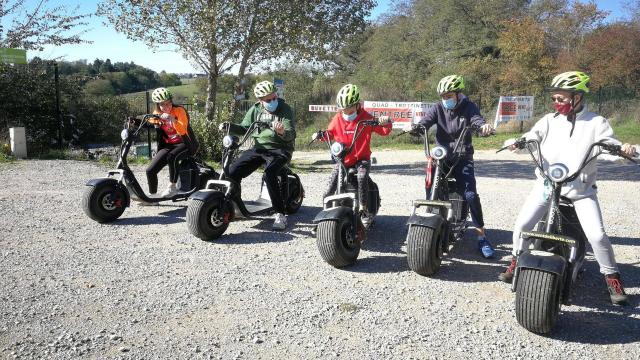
[1,149,639,359]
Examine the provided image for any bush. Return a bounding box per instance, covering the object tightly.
[190,108,226,161]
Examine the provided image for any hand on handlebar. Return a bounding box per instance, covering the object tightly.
[480,124,495,137]
[621,143,638,158]
[218,122,230,131]
[272,119,285,136]
[378,115,393,125]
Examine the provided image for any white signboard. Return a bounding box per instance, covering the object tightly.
[308,101,437,129]
[494,96,534,127]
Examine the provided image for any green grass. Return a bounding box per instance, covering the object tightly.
[0,152,16,163]
[611,120,640,144]
[166,83,200,99]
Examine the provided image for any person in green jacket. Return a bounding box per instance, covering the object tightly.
[220,80,296,230]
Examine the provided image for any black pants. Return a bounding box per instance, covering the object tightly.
[324,160,371,213]
[146,143,190,194]
[228,148,291,214]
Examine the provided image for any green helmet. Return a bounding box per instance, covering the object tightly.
[336,84,360,109]
[254,80,277,98]
[151,87,172,103]
[550,71,590,93]
[437,75,465,95]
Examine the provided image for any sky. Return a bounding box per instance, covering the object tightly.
[5,0,633,74]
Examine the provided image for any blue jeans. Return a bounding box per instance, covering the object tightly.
[451,157,484,229]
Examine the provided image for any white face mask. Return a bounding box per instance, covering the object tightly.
[342,111,357,122]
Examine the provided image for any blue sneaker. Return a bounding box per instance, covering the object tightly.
[478,237,495,259]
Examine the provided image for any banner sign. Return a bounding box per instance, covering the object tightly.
[308,101,437,129]
[494,96,534,127]
[0,48,27,64]
[364,101,436,128]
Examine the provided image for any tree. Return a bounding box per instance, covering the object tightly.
[84,79,116,96]
[0,0,90,50]
[99,0,374,121]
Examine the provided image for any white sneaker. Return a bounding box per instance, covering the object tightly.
[160,184,178,198]
[272,213,287,230]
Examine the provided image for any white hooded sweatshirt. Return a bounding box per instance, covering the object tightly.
[523,105,621,200]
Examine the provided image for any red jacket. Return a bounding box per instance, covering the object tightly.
[325,110,392,167]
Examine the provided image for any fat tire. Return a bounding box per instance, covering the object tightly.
[316,217,359,267]
[82,184,126,223]
[407,224,442,276]
[285,179,304,214]
[515,268,561,334]
[186,198,229,241]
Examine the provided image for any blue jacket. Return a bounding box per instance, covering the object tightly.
[416,95,486,156]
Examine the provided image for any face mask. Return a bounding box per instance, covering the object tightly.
[442,98,457,110]
[554,102,572,115]
[342,111,357,122]
[263,98,278,112]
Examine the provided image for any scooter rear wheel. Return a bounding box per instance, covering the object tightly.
[316,217,359,267]
[82,183,127,223]
[186,198,230,241]
[515,268,561,334]
[285,179,304,214]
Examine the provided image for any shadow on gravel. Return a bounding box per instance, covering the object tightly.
[373,160,640,181]
[111,206,187,225]
[430,229,514,283]
[610,235,640,247]
[218,230,295,244]
[345,255,409,273]
[362,215,408,254]
[551,308,640,344]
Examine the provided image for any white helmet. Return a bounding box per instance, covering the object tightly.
[253,80,276,98]
[151,87,173,103]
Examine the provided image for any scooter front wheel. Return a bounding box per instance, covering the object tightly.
[82,183,127,223]
[316,217,359,268]
[515,268,561,334]
[406,224,444,276]
[186,198,230,241]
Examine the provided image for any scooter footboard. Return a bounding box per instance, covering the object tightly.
[313,206,353,223]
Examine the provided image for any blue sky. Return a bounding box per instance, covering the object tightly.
[8,0,633,74]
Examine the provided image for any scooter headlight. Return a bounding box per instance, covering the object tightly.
[431,146,447,160]
[548,163,569,182]
[222,135,237,148]
[331,142,345,157]
[120,129,129,141]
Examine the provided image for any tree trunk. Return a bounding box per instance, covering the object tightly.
[205,59,218,122]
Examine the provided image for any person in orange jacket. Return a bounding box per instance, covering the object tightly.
[146,87,199,197]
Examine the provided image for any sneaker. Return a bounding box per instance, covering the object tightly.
[499,257,517,283]
[478,236,495,259]
[160,184,177,198]
[605,273,629,306]
[272,213,287,230]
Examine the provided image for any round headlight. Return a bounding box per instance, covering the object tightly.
[431,146,447,160]
[331,142,345,157]
[120,129,129,141]
[548,163,569,182]
[222,135,235,148]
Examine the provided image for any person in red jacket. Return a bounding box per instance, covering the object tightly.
[319,84,392,226]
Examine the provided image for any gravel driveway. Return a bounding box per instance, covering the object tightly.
[1,149,639,359]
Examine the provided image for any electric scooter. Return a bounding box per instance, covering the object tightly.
[82,114,217,223]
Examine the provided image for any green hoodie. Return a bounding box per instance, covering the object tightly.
[228,99,296,153]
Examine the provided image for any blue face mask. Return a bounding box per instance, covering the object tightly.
[342,111,357,122]
[263,98,278,112]
[442,98,457,110]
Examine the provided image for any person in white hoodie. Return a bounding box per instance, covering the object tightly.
[498,71,637,305]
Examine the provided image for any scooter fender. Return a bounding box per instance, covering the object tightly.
[188,189,226,203]
[512,251,567,291]
[313,206,353,224]
[406,212,445,230]
[85,177,131,207]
